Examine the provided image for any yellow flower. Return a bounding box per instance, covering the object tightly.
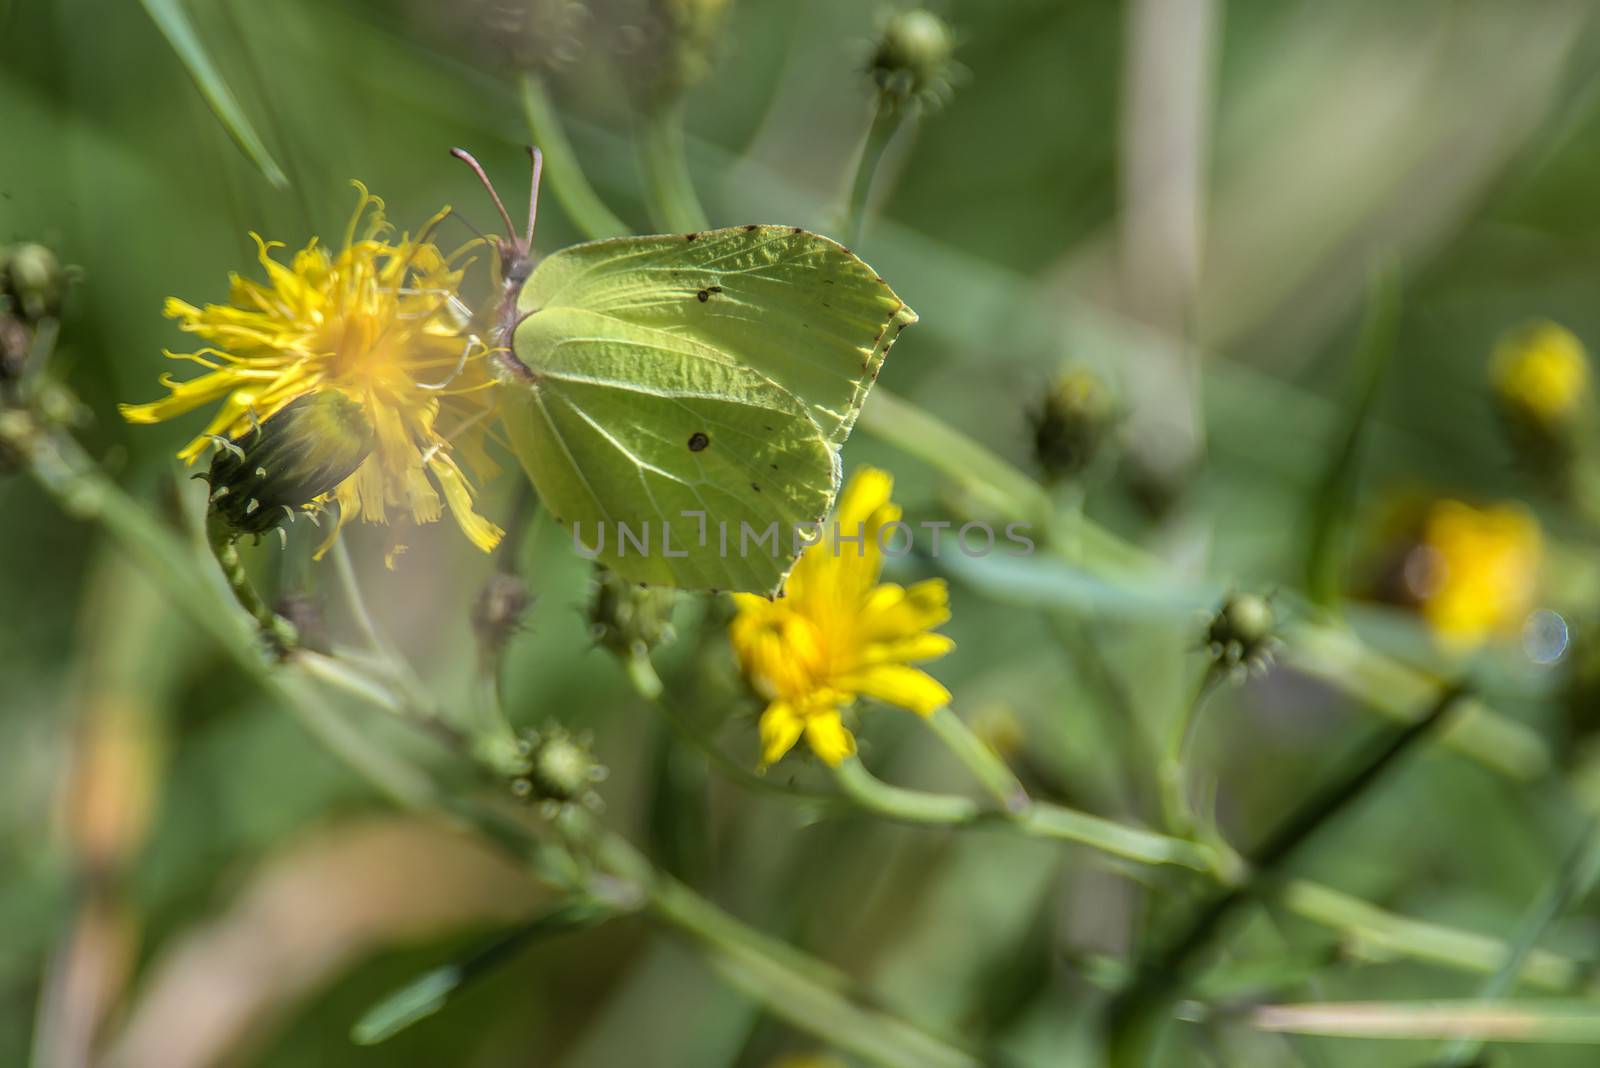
[119,184,502,560]
[1403,500,1542,647]
[1492,321,1590,426]
[729,467,954,767]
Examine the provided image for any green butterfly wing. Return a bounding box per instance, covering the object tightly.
[498,225,916,594]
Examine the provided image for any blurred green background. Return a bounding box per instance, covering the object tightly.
[8,1,1600,1065]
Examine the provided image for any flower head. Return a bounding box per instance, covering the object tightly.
[1401,500,1542,648]
[1492,321,1590,428]
[729,467,954,767]
[120,184,502,561]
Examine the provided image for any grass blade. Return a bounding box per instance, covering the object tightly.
[135,0,289,188]
[350,901,618,1045]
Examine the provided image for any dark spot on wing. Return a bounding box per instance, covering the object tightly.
[697,289,709,302]
[751,483,761,492]
[708,285,723,293]
[687,431,710,452]
[769,463,778,471]
[744,224,759,232]
[685,233,698,242]
[790,227,803,234]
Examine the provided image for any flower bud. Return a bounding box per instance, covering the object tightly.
[204,391,374,535]
[0,314,29,386]
[473,571,532,659]
[653,0,734,94]
[1031,368,1117,482]
[510,724,607,812]
[1493,321,1589,427]
[589,566,677,660]
[2,243,66,324]
[1491,321,1590,476]
[869,9,959,110]
[1206,593,1279,678]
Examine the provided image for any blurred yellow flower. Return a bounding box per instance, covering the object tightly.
[1492,321,1589,427]
[120,184,502,560]
[729,467,954,767]
[1403,500,1542,647]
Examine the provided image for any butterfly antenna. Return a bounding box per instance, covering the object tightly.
[524,146,543,247]
[449,148,517,244]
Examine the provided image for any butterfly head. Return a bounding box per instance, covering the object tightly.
[449,145,543,290]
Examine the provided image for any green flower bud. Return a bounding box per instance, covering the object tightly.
[589,566,677,660]
[2,244,66,324]
[869,9,959,110]
[1031,368,1118,482]
[1206,593,1279,678]
[652,0,734,94]
[510,724,607,811]
[205,391,374,535]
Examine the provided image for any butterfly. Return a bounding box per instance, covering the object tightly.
[457,148,917,596]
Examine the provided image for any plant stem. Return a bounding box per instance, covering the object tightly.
[1158,668,1220,837]
[518,73,630,240]
[205,511,297,652]
[925,705,1031,812]
[845,99,908,246]
[834,758,1215,870]
[637,96,709,233]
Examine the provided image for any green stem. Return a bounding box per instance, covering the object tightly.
[845,99,908,246]
[925,705,1031,813]
[205,510,297,652]
[637,96,709,233]
[1158,669,1220,838]
[1277,879,1587,994]
[518,74,630,240]
[834,757,1215,870]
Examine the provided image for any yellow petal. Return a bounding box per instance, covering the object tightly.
[837,664,951,716]
[758,702,805,767]
[117,369,243,424]
[804,710,857,767]
[835,467,894,533]
[862,632,956,665]
[858,579,951,641]
[430,455,503,552]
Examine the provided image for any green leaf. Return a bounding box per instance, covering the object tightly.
[1303,261,1399,608]
[135,0,289,189]
[501,225,916,594]
[349,901,617,1046]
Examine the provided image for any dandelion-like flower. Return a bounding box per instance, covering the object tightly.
[119,184,502,561]
[1492,321,1590,429]
[729,467,954,767]
[1402,500,1542,648]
